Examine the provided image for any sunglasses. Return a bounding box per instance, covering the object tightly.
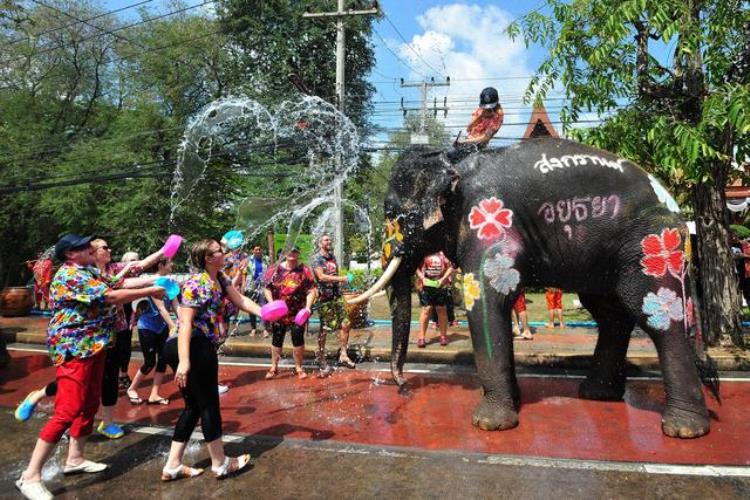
[96,245,111,251]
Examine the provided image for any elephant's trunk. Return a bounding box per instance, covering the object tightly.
[345,257,402,305]
[389,271,412,386]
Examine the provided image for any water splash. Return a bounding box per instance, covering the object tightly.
[170,95,361,252]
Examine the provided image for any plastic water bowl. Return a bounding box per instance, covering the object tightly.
[162,234,183,259]
[154,277,180,300]
[294,308,311,326]
[223,230,244,250]
[261,300,288,322]
[423,278,440,288]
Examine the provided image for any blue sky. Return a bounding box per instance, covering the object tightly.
[99,0,594,143]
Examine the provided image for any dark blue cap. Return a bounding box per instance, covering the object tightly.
[54,234,93,261]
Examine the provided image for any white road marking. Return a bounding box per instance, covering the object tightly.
[128,424,750,477]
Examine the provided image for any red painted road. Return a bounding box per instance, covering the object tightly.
[2,350,748,466]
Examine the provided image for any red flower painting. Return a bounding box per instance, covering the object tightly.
[640,228,684,278]
[468,197,513,241]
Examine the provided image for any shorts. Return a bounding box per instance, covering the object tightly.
[545,289,563,310]
[513,293,526,314]
[318,298,349,331]
[419,287,450,307]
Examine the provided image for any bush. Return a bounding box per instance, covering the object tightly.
[344,267,383,292]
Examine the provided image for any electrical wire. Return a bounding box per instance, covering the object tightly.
[4,0,216,63]
[5,0,155,46]
[372,27,426,78]
[382,13,442,76]
[29,0,146,49]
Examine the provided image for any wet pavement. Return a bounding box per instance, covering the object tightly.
[1,347,749,499]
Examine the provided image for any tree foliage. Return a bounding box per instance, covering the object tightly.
[509,0,749,346]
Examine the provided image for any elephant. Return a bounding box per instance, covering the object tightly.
[349,137,719,439]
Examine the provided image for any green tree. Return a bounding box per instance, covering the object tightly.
[510,0,749,346]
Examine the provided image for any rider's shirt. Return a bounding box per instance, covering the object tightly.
[467,107,504,143]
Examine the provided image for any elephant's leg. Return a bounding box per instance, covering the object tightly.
[616,280,709,438]
[577,293,635,401]
[466,290,519,431]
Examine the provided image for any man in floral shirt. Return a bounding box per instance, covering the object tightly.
[16,234,164,500]
[262,246,316,380]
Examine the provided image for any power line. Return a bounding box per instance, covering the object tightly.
[372,27,426,79]
[382,13,442,77]
[5,0,216,63]
[5,0,155,46]
[29,0,146,49]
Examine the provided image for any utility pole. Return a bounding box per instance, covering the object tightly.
[400,76,450,144]
[303,1,379,264]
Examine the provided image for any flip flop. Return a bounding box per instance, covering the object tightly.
[147,398,170,405]
[128,394,143,405]
[265,368,278,380]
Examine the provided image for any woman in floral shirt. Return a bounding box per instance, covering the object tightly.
[262,246,316,380]
[16,234,165,500]
[161,239,262,482]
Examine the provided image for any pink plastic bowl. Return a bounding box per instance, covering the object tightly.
[162,234,183,259]
[261,300,288,322]
[294,308,311,326]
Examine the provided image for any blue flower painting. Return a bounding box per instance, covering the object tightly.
[642,287,684,331]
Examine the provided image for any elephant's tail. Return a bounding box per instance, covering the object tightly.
[694,352,721,403]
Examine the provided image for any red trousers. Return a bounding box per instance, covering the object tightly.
[39,352,106,443]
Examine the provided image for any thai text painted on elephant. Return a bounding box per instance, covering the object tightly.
[537,195,621,224]
[533,153,626,174]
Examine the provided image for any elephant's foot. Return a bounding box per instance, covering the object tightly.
[578,376,625,401]
[661,407,710,439]
[472,398,518,431]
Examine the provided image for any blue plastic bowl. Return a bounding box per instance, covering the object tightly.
[154,277,180,300]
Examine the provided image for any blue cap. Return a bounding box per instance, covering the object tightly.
[54,234,94,261]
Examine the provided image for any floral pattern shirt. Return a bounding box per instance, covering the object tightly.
[224,250,249,288]
[262,263,315,325]
[176,271,233,345]
[47,263,117,366]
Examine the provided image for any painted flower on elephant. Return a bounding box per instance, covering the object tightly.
[468,197,513,241]
[640,228,684,278]
[483,252,520,295]
[462,273,481,311]
[642,287,684,331]
[648,174,680,213]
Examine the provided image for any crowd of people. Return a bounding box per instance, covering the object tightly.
[13,230,362,499]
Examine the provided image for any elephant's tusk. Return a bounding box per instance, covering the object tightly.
[345,257,402,304]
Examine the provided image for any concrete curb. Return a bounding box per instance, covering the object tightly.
[4,328,749,371]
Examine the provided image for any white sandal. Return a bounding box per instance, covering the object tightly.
[15,477,53,500]
[161,464,204,482]
[212,454,251,479]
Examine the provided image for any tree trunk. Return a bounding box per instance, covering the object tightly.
[693,177,744,347]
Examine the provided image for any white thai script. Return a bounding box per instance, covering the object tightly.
[533,153,625,174]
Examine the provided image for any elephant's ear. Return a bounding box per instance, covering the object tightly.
[423,159,460,230]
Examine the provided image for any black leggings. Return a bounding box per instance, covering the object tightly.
[138,327,168,374]
[117,328,133,373]
[43,328,129,406]
[164,336,222,443]
[101,329,130,406]
[271,322,305,348]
